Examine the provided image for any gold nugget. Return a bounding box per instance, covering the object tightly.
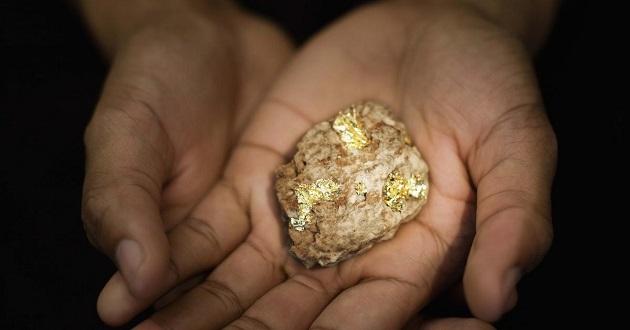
[275,101,430,267]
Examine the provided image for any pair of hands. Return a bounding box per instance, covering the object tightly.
[81,0,557,329]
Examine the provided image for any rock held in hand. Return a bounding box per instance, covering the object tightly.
[275,101,429,267]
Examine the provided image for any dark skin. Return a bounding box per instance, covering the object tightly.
[81,0,558,329]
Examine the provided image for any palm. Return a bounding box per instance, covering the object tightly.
[135,2,555,329]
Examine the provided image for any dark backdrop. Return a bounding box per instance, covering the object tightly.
[1,0,623,328]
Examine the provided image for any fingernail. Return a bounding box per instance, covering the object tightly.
[116,239,144,284]
[503,267,522,313]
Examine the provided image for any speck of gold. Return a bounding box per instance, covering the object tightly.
[383,171,429,212]
[290,179,340,231]
[408,173,429,200]
[383,171,408,212]
[401,129,412,145]
[354,182,367,196]
[332,106,369,150]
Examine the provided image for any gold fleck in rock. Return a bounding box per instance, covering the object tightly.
[383,171,409,212]
[333,106,369,150]
[383,171,428,212]
[289,217,309,232]
[408,173,429,200]
[401,129,412,145]
[354,182,367,196]
[290,179,340,231]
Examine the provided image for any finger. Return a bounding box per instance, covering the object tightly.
[311,221,448,330]
[404,310,494,330]
[226,264,342,330]
[416,317,495,330]
[136,146,287,329]
[154,273,206,310]
[307,126,478,329]
[82,74,174,301]
[97,181,249,325]
[316,278,425,330]
[465,108,557,321]
[135,238,286,330]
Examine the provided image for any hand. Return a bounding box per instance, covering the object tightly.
[130,1,555,328]
[79,1,292,325]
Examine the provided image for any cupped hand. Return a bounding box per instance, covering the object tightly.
[80,2,292,325]
[130,1,555,329]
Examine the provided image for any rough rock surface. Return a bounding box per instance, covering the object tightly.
[275,102,429,267]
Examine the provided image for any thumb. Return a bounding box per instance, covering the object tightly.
[464,107,557,321]
[82,68,174,300]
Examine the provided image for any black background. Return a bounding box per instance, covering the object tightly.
[1,0,624,328]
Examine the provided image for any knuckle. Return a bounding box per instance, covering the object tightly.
[81,170,160,252]
[86,83,155,134]
[198,278,244,314]
[98,90,161,135]
[182,217,223,255]
[85,85,174,169]
[502,104,547,136]
[289,274,329,295]
[243,237,283,271]
[81,186,111,250]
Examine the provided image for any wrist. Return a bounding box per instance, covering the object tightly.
[77,0,237,57]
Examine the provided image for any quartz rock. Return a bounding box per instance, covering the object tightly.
[275,102,429,267]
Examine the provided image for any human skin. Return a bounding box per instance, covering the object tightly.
[79,0,292,324]
[81,0,558,329]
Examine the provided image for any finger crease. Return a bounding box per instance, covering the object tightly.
[474,102,543,155]
[361,276,429,297]
[230,315,273,330]
[199,278,244,315]
[411,220,450,255]
[243,239,281,272]
[184,216,223,254]
[473,155,511,187]
[477,188,531,207]
[237,141,286,161]
[290,274,330,296]
[118,165,162,199]
[216,179,249,216]
[167,256,182,284]
[103,100,174,165]
[479,205,552,234]
[264,96,315,125]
